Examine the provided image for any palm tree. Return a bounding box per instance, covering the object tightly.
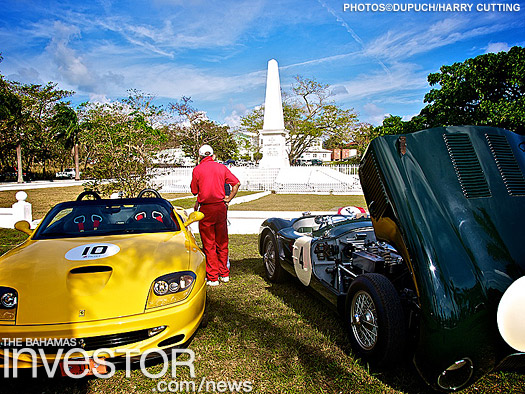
[51,103,81,180]
[0,78,24,182]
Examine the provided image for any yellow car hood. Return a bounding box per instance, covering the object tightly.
[0,232,191,325]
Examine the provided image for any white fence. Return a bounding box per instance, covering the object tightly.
[0,191,33,229]
[154,164,362,194]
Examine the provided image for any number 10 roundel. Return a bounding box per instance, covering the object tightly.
[65,243,120,261]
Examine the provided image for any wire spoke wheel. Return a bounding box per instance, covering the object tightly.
[345,273,406,366]
[262,233,285,282]
[263,238,276,276]
[351,290,378,350]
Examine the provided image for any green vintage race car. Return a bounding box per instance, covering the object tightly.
[259,125,525,390]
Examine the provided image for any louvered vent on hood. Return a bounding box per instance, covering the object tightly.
[486,134,525,196]
[359,150,389,217]
[444,134,491,198]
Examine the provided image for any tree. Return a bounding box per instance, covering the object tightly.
[50,103,81,180]
[169,97,238,162]
[352,123,380,157]
[239,106,264,162]
[0,55,24,180]
[14,82,74,179]
[421,46,525,133]
[78,90,166,197]
[240,76,358,163]
[0,79,22,174]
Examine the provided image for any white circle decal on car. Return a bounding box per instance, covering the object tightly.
[65,243,120,261]
[292,236,312,286]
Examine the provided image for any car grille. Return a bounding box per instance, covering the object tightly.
[3,327,160,355]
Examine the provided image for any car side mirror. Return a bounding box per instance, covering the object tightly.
[14,220,33,236]
[183,211,204,228]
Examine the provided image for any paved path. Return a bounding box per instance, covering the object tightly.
[0,180,82,191]
[183,191,338,234]
[2,186,344,234]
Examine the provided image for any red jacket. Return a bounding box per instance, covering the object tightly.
[190,157,240,203]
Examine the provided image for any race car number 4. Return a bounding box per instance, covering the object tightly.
[65,243,120,261]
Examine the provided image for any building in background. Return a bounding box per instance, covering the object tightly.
[153,148,195,167]
[296,138,332,164]
[331,143,359,161]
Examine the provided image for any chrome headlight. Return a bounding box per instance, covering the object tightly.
[437,358,473,391]
[153,281,169,296]
[147,272,197,309]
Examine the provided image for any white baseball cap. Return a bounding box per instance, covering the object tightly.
[198,144,214,157]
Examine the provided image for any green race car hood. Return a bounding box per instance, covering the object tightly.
[359,126,525,380]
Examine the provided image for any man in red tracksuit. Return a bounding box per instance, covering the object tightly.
[190,145,240,286]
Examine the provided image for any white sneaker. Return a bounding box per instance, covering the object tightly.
[207,280,220,287]
[219,276,230,283]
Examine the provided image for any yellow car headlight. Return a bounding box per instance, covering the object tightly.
[0,287,18,321]
[146,272,196,309]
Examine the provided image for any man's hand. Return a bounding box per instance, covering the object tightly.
[224,182,241,205]
[194,201,199,211]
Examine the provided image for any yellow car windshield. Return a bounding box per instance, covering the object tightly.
[34,199,180,239]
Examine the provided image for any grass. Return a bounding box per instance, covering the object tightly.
[231,194,367,211]
[0,186,86,220]
[0,228,27,255]
[0,189,524,393]
[0,187,257,219]
[0,231,524,393]
[169,191,261,210]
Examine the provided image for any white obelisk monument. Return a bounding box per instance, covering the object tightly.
[258,59,289,168]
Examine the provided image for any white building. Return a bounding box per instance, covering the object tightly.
[296,138,332,163]
[153,148,195,167]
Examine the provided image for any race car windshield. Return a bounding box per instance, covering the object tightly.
[33,199,181,239]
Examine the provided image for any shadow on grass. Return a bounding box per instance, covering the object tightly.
[203,282,380,391]
[0,370,91,394]
[228,256,435,394]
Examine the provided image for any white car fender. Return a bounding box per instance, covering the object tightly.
[292,236,313,286]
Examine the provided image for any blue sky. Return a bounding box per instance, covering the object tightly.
[1,0,524,127]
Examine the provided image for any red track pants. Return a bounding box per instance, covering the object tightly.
[198,202,229,281]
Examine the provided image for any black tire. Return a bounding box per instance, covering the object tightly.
[345,273,405,367]
[262,233,286,282]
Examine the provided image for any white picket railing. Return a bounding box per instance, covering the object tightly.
[0,191,33,229]
[153,164,362,194]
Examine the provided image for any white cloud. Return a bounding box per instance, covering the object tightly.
[223,103,250,128]
[42,21,126,95]
[485,42,510,53]
[401,113,419,122]
[7,67,42,85]
[365,16,508,63]
[129,65,266,102]
[334,63,429,101]
[362,103,389,126]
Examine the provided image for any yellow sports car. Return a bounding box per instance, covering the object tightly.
[0,189,206,373]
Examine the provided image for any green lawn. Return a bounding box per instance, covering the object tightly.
[0,187,192,220]
[0,187,257,218]
[230,193,366,211]
[0,230,524,393]
[0,189,523,393]
[168,191,260,210]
